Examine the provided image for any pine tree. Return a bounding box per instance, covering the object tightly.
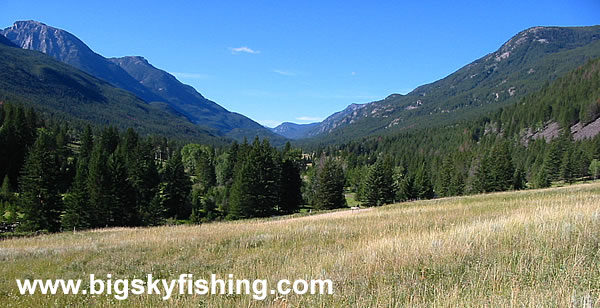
[394,165,415,202]
[533,167,551,188]
[129,140,160,226]
[196,147,216,195]
[489,142,514,192]
[474,153,494,193]
[0,104,38,190]
[543,139,563,182]
[449,170,465,196]
[278,143,303,214]
[87,143,112,227]
[228,138,279,218]
[222,141,239,187]
[363,159,394,206]
[62,159,91,230]
[413,163,434,199]
[438,157,454,197]
[160,151,192,219]
[312,157,346,210]
[512,168,526,190]
[80,125,94,162]
[143,194,166,226]
[18,129,62,232]
[560,146,576,184]
[107,151,137,226]
[99,126,120,154]
[228,161,256,219]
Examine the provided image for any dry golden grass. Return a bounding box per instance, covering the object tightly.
[1,182,600,307]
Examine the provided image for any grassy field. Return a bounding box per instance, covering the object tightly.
[1,183,600,307]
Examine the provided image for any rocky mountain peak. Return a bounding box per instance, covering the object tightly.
[1,20,93,62]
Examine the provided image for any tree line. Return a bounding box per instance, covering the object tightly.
[0,103,309,233]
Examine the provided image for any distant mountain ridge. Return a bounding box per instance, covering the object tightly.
[1,20,280,142]
[285,25,600,142]
[0,33,222,143]
[270,122,319,139]
[108,56,268,135]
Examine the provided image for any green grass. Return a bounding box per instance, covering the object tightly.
[1,183,600,307]
[344,192,360,207]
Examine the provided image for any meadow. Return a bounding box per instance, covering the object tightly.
[1,182,600,307]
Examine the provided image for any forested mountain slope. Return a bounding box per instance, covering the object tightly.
[297,25,600,143]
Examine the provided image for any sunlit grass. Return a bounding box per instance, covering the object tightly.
[1,182,599,307]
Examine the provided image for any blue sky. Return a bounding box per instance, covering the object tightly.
[1,1,599,127]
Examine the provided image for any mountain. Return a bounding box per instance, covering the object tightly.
[0,34,16,47]
[0,33,223,143]
[0,21,163,104]
[107,56,269,136]
[270,122,319,139]
[1,20,281,142]
[298,25,600,142]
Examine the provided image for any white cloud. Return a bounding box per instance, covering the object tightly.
[272,69,296,76]
[351,71,357,76]
[230,46,260,54]
[171,72,210,79]
[296,116,323,122]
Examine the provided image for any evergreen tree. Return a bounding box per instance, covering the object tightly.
[107,151,137,226]
[474,153,494,193]
[449,170,465,196]
[87,143,112,228]
[533,167,551,188]
[278,143,303,214]
[560,146,576,184]
[0,104,38,190]
[54,123,75,193]
[228,161,256,219]
[160,151,192,219]
[143,194,166,226]
[312,157,346,210]
[363,159,394,206]
[80,125,94,162]
[394,165,415,202]
[128,140,160,226]
[489,142,514,192]
[191,189,219,223]
[99,126,120,154]
[18,129,62,232]
[196,147,216,195]
[62,160,91,230]
[438,157,454,197]
[228,138,279,218]
[222,141,239,187]
[512,167,526,190]
[543,139,563,181]
[413,163,434,199]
